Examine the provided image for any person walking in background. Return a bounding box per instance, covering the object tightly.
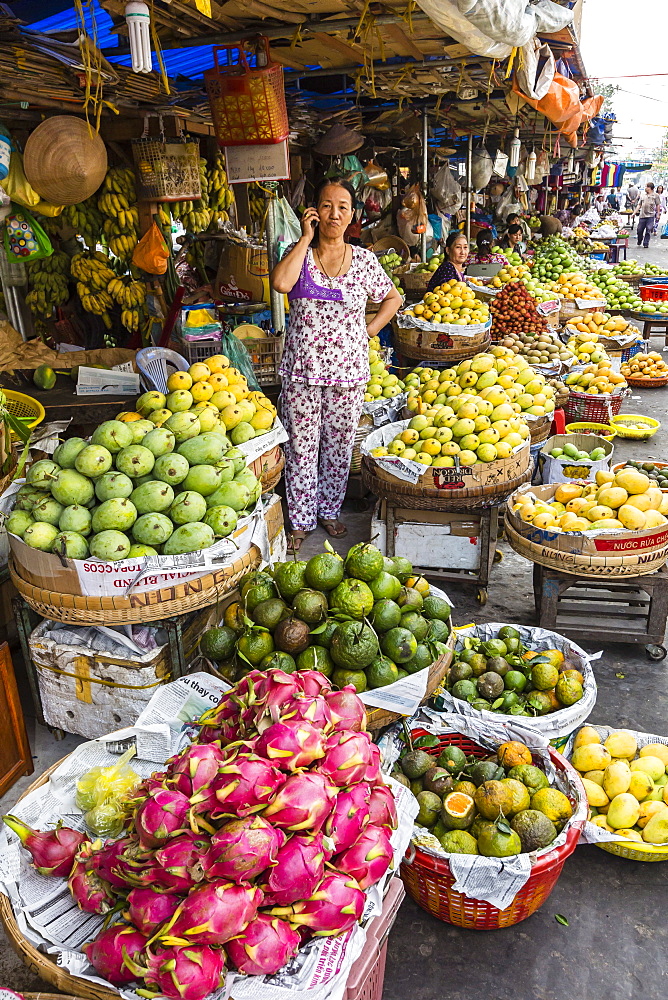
[656,185,668,236]
[625,183,640,214]
[636,182,662,249]
[606,189,620,211]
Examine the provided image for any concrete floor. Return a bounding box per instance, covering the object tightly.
[3,237,668,997]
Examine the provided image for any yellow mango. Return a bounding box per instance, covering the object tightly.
[602,759,632,799]
[590,814,612,832]
[572,744,612,773]
[573,726,603,751]
[640,743,668,767]
[624,493,654,513]
[642,811,668,844]
[617,505,646,531]
[582,778,609,808]
[614,469,650,494]
[631,756,666,782]
[637,801,668,829]
[554,483,583,504]
[613,828,643,842]
[628,771,654,801]
[606,792,640,830]
[645,487,663,510]
[644,510,668,529]
[604,730,638,759]
[595,486,628,510]
[595,470,615,486]
[584,769,605,786]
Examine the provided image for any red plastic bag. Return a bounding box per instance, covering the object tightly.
[513,73,581,126]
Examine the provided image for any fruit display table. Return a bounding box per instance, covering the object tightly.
[641,318,668,345]
[0,372,131,432]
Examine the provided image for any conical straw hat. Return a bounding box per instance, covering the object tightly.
[24,116,108,206]
[314,124,364,155]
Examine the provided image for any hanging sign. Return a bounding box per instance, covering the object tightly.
[225,140,290,185]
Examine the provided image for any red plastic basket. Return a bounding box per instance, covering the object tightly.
[204,38,289,146]
[640,284,668,302]
[562,388,624,425]
[400,730,584,930]
[345,879,405,1000]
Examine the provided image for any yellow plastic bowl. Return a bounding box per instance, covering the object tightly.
[3,389,45,429]
[565,421,618,442]
[611,414,660,440]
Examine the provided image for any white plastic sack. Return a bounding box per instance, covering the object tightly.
[516,39,556,101]
[496,186,521,221]
[471,149,494,191]
[416,0,572,58]
[397,208,433,246]
[431,164,462,215]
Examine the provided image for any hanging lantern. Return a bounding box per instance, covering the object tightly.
[509,128,521,169]
[526,148,537,184]
[125,2,152,74]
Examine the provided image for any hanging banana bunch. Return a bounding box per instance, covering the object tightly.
[98,166,140,262]
[171,158,213,233]
[249,183,265,226]
[62,196,104,249]
[71,250,116,329]
[208,152,235,225]
[25,251,71,318]
[107,275,147,332]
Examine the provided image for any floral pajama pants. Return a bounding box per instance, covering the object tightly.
[280,380,365,531]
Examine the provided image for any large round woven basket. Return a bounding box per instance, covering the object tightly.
[23,116,108,206]
[504,516,668,579]
[361,457,532,511]
[529,414,552,444]
[9,546,261,625]
[400,729,585,929]
[365,634,454,732]
[248,444,285,493]
[393,319,491,365]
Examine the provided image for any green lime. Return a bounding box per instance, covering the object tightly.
[437,745,468,775]
[402,643,432,674]
[421,595,451,621]
[237,628,275,666]
[304,551,344,591]
[400,612,429,642]
[260,651,297,673]
[391,556,413,582]
[251,598,290,629]
[332,668,368,693]
[296,645,334,676]
[497,626,521,641]
[369,571,402,602]
[426,619,450,643]
[344,542,384,582]
[380,627,418,664]
[243,582,276,613]
[200,626,237,662]
[292,588,329,624]
[330,620,378,669]
[240,570,274,598]
[397,586,423,612]
[311,619,339,648]
[504,670,527,693]
[369,599,402,632]
[366,655,400,688]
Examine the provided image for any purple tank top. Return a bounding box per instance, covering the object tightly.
[288,252,344,304]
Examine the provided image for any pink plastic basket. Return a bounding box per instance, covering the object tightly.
[345,878,405,1000]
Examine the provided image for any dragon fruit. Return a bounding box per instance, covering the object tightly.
[135,788,191,848]
[202,816,284,883]
[129,945,226,1000]
[153,832,207,892]
[255,720,325,772]
[316,731,374,787]
[106,837,159,888]
[325,784,371,853]
[2,815,87,877]
[364,742,382,786]
[159,880,263,946]
[280,693,333,733]
[225,913,300,976]
[127,888,182,935]
[84,922,148,984]
[262,771,336,833]
[333,824,393,890]
[91,835,139,889]
[210,753,285,819]
[167,744,225,800]
[296,670,332,698]
[367,784,398,830]
[68,841,116,913]
[261,834,326,906]
[324,685,366,732]
[282,872,365,937]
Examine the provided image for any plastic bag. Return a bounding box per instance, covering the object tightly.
[364,161,390,191]
[415,0,572,58]
[471,148,494,191]
[535,149,550,181]
[0,152,40,207]
[496,186,521,221]
[4,204,52,261]
[515,40,555,101]
[402,183,429,233]
[431,166,462,215]
[362,185,391,219]
[273,196,301,245]
[223,328,260,390]
[338,155,367,193]
[492,151,509,178]
[75,747,139,814]
[514,73,581,126]
[132,221,170,274]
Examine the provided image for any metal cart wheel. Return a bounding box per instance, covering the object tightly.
[645,644,667,661]
[476,588,488,606]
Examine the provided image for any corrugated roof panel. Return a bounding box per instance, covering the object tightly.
[27,0,119,50]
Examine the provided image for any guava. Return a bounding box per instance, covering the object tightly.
[128,543,159,558]
[230,422,255,445]
[92,498,138,532]
[203,505,238,537]
[177,432,226,466]
[153,453,190,485]
[131,481,174,514]
[225,447,247,475]
[23,521,59,551]
[165,412,200,442]
[136,390,166,415]
[95,472,134,501]
[169,491,207,524]
[128,419,155,444]
[115,445,155,479]
[53,438,87,469]
[89,529,131,561]
[51,469,95,506]
[204,481,250,512]
[59,505,92,535]
[26,460,60,488]
[141,427,176,458]
[162,521,215,555]
[132,513,173,545]
[166,389,193,413]
[75,445,113,479]
[182,465,225,496]
[91,420,133,453]
[31,497,64,526]
[6,510,34,538]
[52,531,89,559]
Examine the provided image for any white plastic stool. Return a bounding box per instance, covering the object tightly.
[136,346,189,393]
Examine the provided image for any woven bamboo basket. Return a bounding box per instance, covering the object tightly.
[9,546,261,625]
[529,414,552,444]
[624,373,668,389]
[365,633,455,732]
[558,299,607,323]
[392,319,491,365]
[616,273,642,288]
[401,270,431,293]
[361,456,532,512]
[249,444,285,493]
[372,236,411,265]
[504,516,668,579]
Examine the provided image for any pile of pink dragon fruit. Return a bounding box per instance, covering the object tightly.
[3,668,398,1000]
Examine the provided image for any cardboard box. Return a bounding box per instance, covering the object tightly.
[216,241,269,304]
[372,502,483,572]
[539,433,613,485]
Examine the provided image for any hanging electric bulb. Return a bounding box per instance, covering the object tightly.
[526,147,537,184]
[125,2,152,73]
[508,128,521,169]
[567,149,575,174]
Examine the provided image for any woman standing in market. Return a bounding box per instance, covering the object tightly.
[271,179,401,551]
[427,230,469,292]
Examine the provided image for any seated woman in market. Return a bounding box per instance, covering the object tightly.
[500,223,526,258]
[427,230,469,292]
[466,229,508,267]
[270,178,402,551]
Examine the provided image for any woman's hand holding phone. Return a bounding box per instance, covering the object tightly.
[301,206,319,242]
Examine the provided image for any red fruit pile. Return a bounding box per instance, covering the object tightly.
[491,281,548,341]
[4,669,398,1000]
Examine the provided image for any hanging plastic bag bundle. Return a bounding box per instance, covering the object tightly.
[132,221,170,274]
[4,204,52,260]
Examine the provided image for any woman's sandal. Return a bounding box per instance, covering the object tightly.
[318,518,347,538]
[288,530,309,552]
